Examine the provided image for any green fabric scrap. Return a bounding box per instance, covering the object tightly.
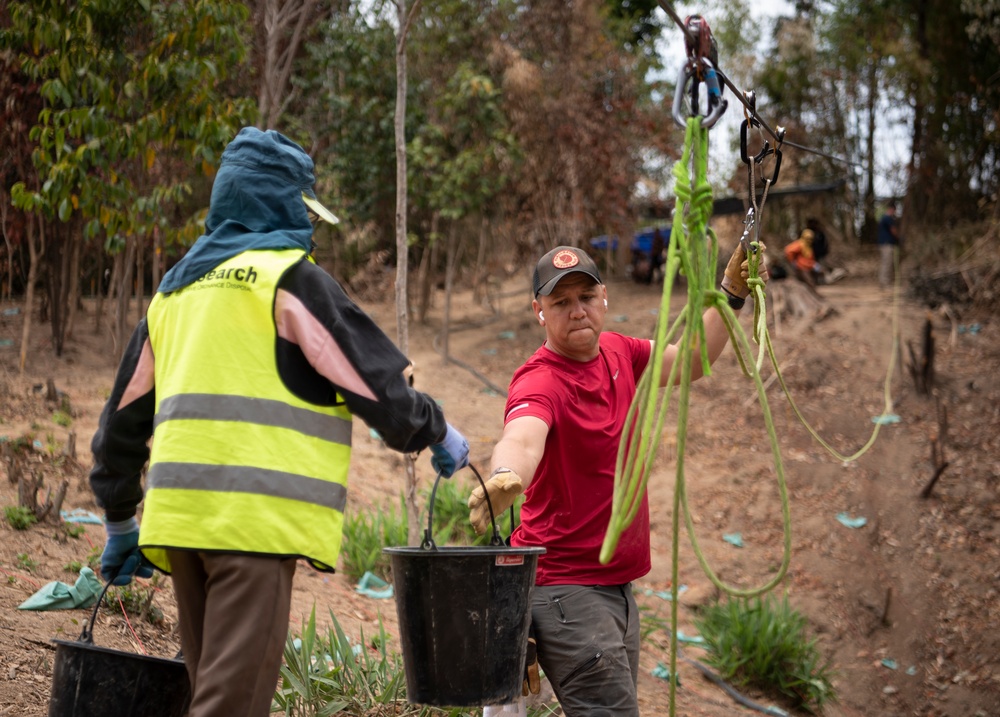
[651,662,681,685]
[723,532,743,548]
[836,512,867,529]
[356,571,394,599]
[643,585,687,600]
[676,630,706,646]
[872,413,901,425]
[60,508,103,524]
[18,568,103,611]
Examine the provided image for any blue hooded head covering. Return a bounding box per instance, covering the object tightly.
[158,128,334,293]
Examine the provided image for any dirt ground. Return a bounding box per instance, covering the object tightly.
[1,249,998,716]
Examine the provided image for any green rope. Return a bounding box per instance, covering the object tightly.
[600,118,793,716]
[602,119,902,717]
[743,247,901,465]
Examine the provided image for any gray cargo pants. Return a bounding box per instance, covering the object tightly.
[530,583,640,717]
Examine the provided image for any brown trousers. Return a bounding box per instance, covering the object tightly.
[168,551,297,717]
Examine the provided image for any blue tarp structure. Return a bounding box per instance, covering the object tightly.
[631,227,671,254]
[589,235,618,252]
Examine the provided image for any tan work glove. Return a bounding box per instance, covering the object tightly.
[721,241,767,302]
[522,626,540,696]
[468,469,524,535]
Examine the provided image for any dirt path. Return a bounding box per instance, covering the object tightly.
[1,258,998,716]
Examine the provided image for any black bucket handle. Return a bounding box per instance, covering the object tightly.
[78,578,117,645]
[77,571,183,660]
[422,463,508,550]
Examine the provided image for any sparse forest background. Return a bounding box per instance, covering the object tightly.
[1,0,998,365]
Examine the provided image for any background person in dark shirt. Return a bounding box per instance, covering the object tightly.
[877,203,901,289]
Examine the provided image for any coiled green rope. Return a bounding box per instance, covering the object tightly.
[601,114,902,715]
[600,117,792,716]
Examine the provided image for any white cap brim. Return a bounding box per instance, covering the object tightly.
[302,193,340,225]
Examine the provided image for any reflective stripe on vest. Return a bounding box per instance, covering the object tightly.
[140,249,351,573]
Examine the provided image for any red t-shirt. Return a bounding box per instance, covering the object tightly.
[506,332,653,585]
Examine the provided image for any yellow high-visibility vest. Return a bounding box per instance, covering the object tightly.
[140,249,351,572]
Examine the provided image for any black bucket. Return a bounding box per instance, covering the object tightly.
[48,580,191,717]
[385,468,545,707]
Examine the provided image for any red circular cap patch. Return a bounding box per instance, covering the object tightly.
[552,250,580,269]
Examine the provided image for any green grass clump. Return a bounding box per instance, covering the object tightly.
[103,577,164,624]
[418,477,523,547]
[4,505,37,530]
[16,553,38,572]
[695,594,836,713]
[274,607,526,717]
[52,410,72,427]
[340,479,525,583]
[273,607,400,716]
[340,497,409,583]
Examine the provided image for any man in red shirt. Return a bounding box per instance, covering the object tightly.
[468,243,758,716]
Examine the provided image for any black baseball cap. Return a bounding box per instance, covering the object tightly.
[532,245,603,297]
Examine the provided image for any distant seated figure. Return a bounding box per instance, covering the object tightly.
[784,228,820,287]
[785,219,846,288]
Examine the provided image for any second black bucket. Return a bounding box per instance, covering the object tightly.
[385,544,545,707]
[48,640,190,717]
[48,579,190,717]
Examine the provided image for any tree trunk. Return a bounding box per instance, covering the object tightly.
[101,250,123,346]
[0,196,14,304]
[255,0,317,128]
[44,225,68,357]
[417,214,438,325]
[472,216,491,309]
[860,53,878,245]
[19,214,45,373]
[395,0,422,546]
[135,231,145,322]
[904,0,928,227]
[94,246,105,334]
[114,238,137,359]
[152,225,162,292]
[64,226,82,340]
[441,223,458,365]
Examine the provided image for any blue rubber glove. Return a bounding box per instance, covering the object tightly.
[101,518,155,586]
[429,423,470,478]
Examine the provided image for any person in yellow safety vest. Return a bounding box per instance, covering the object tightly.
[89,127,470,717]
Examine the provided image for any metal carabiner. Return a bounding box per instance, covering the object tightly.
[740,118,783,186]
[672,58,728,130]
[738,207,757,255]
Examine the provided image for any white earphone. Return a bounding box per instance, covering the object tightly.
[603,299,608,308]
[539,311,545,321]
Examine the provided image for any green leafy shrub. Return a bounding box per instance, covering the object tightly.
[16,553,38,572]
[4,505,37,530]
[103,576,164,624]
[52,410,72,427]
[340,477,526,584]
[695,594,836,713]
[340,497,408,583]
[86,545,102,572]
[62,522,86,539]
[638,601,670,643]
[419,476,523,547]
[273,607,491,717]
